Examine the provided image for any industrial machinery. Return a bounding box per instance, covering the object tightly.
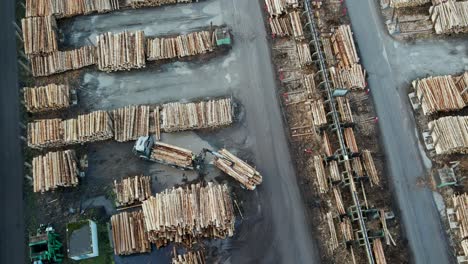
[214,26,232,47]
[29,225,64,264]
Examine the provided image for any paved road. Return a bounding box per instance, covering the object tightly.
[0,0,24,263]
[347,0,467,263]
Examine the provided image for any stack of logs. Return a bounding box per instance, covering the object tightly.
[264,0,286,16]
[373,238,387,264]
[72,110,114,143]
[173,251,205,264]
[289,11,304,40]
[337,97,354,123]
[146,30,214,61]
[296,42,312,66]
[30,46,96,77]
[23,84,71,113]
[25,0,120,18]
[126,0,193,8]
[269,17,292,37]
[96,31,146,72]
[362,150,380,186]
[413,73,468,115]
[310,99,327,126]
[329,64,366,90]
[313,156,328,194]
[430,0,468,34]
[21,16,58,55]
[28,118,64,148]
[160,98,233,132]
[111,211,151,255]
[141,183,235,248]
[111,105,150,142]
[389,0,430,8]
[32,150,79,193]
[213,148,263,190]
[429,116,468,154]
[344,128,359,153]
[113,175,152,207]
[150,142,194,168]
[453,193,468,257]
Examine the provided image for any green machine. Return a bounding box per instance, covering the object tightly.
[29,225,64,264]
[215,27,232,46]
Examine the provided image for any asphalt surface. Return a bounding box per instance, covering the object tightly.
[59,0,321,263]
[0,0,25,263]
[347,0,467,263]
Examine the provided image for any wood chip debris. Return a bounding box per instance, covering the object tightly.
[111,211,151,255]
[213,149,263,190]
[113,175,152,207]
[23,84,71,113]
[141,182,235,248]
[32,150,79,193]
[160,98,233,132]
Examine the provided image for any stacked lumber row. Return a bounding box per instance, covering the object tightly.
[213,149,263,190]
[74,110,114,142]
[302,74,317,94]
[455,72,468,102]
[362,150,380,186]
[413,74,467,115]
[265,0,286,16]
[431,0,468,34]
[286,0,299,7]
[328,160,341,182]
[96,31,146,72]
[344,128,359,153]
[160,98,233,132]
[373,239,387,264]
[23,84,71,113]
[141,183,235,247]
[296,43,312,66]
[111,211,151,255]
[389,0,430,8]
[321,37,335,64]
[326,212,339,252]
[151,142,194,168]
[151,107,161,140]
[25,0,119,17]
[146,31,214,61]
[269,17,292,37]
[313,156,328,193]
[111,105,150,142]
[453,193,468,256]
[310,99,327,126]
[329,64,366,90]
[21,16,58,55]
[337,97,354,123]
[173,251,205,264]
[27,119,63,148]
[331,25,359,69]
[30,46,96,77]
[113,175,152,207]
[429,116,468,154]
[32,150,79,192]
[126,0,192,8]
[289,11,304,40]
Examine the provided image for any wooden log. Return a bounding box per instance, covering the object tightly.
[23,84,72,113]
[114,175,152,207]
[111,211,151,255]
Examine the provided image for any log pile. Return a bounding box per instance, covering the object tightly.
[151,106,161,140]
[331,25,360,69]
[453,193,468,256]
[213,149,263,190]
[310,99,327,126]
[269,17,292,37]
[26,0,120,17]
[413,74,467,115]
[23,84,71,113]
[362,150,380,186]
[326,212,339,252]
[313,156,328,194]
[150,142,194,168]
[337,97,354,123]
[455,72,468,102]
[389,0,430,8]
[96,31,146,72]
[328,160,341,182]
[113,175,152,207]
[296,43,312,66]
[430,0,468,34]
[173,251,205,264]
[160,98,233,132]
[21,16,58,55]
[329,64,366,90]
[302,74,317,95]
[30,46,96,77]
[289,11,304,40]
[264,0,286,16]
[111,105,150,142]
[344,128,359,153]
[32,150,79,193]
[141,183,235,248]
[28,119,64,149]
[429,116,468,154]
[373,238,387,264]
[111,211,151,255]
[126,0,193,9]
[25,0,54,17]
[75,110,113,143]
[146,31,214,61]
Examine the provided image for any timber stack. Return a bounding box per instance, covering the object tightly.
[125,0,193,8]
[28,118,64,149]
[429,116,468,155]
[21,16,58,55]
[389,0,430,8]
[150,142,194,168]
[160,98,233,132]
[337,97,353,123]
[313,156,328,194]
[430,0,468,34]
[32,150,79,193]
[113,175,152,207]
[329,64,366,90]
[23,84,71,113]
[111,211,151,255]
[141,183,235,248]
[413,73,468,115]
[344,128,359,153]
[30,46,96,77]
[212,149,263,190]
[362,150,380,186]
[146,30,214,61]
[264,0,286,16]
[452,193,468,257]
[310,99,328,126]
[373,238,387,264]
[111,105,150,142]
[25,0,120,18]
[296,42,312,66]
[289,11,304,40]
[75,110,114,143]
[96,31,146,72]
[269,17,292,37]
[173,251,205,264]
